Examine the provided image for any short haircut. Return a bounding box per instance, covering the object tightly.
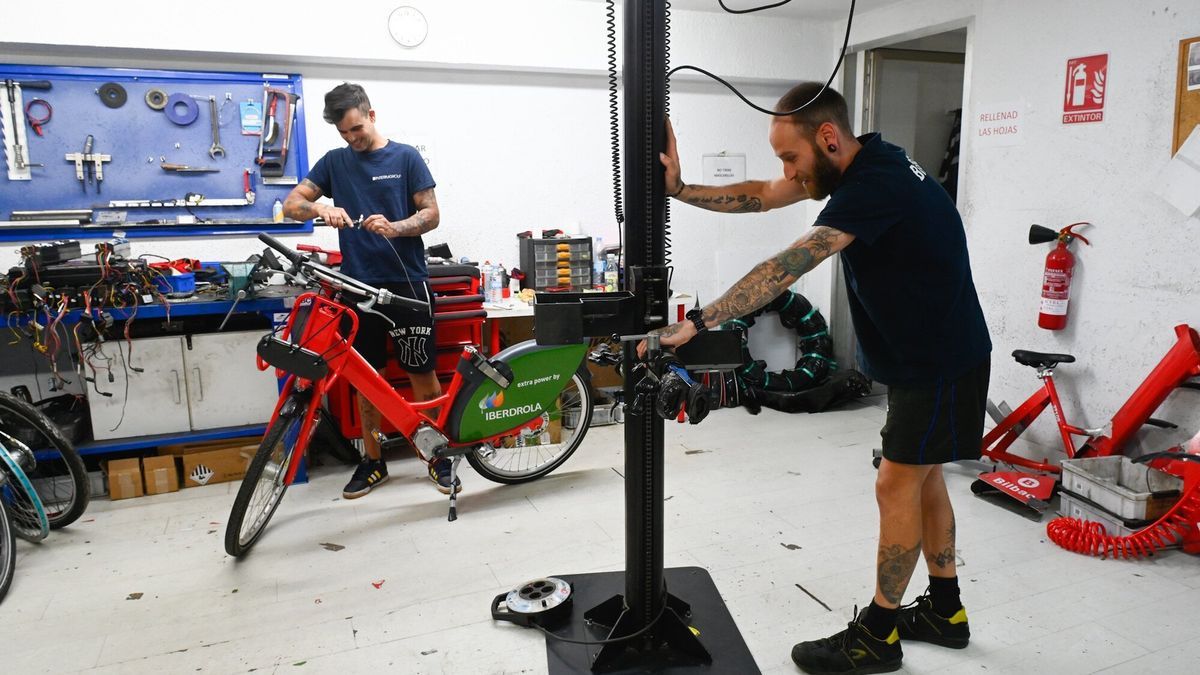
[323,82,371,125]
[775,82,854,135]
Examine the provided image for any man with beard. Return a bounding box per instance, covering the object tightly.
[650,82,991,674]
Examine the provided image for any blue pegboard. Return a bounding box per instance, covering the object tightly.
[0,63,312,242]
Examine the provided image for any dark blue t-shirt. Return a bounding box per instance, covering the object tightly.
[815,133,990,386]
[305,141,436,284]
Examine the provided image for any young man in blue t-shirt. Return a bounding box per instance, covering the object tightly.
[652,82,991,674]
[284,83,461,498]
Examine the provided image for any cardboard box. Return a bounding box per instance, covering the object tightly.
[142,455,180,495]
[107,458,143,500]
[181,445,255,488]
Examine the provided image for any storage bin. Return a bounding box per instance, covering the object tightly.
[1060,455,1182,520]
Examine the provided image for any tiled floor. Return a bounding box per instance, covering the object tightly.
[6,396,1199,674]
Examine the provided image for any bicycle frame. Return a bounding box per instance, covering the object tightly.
[260,291,572,486]
[983,324,1200,474]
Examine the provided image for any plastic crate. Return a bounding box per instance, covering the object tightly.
[1060,455,1183,520]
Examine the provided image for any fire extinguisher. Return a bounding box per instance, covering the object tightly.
[1030,222,1091,330]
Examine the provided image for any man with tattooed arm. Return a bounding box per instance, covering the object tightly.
[651,82,991,674]
[284,83,462,499]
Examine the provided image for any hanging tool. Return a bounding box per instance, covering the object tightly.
[25,98,51,136]
[161,162,220,173]
[206,95,225,159]
[257,87,298,179]
[243,168,256,204]
[64,134,112,193]
[3,79,51,180]
[97,82,127,108]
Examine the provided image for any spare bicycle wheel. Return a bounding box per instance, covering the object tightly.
[0,442,50,542]
[0,393,90,529]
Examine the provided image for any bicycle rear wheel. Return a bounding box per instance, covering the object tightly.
[225,392,313,557]
[0,393,89,529]
[0,442,50,542]
[467,368,593,484]
[0,497,15,602]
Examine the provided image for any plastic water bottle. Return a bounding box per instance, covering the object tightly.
[481,260,491,299]
[604,254,619,292]
[489,263,503,303]
[593,237,605,288]
[271,198,284,223]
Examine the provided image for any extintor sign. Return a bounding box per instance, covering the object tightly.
[1063,54,1108,124]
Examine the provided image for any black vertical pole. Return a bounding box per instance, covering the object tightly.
[621,0,668,638]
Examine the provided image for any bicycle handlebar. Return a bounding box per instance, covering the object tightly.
[255,233,429,312]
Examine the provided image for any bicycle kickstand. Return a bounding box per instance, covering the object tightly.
[447,455,462,522]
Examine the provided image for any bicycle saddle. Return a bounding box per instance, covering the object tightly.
[1011,349,1075,369]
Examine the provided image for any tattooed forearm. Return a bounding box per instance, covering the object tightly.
[682,189,764,213]
[877,542,922,605]
[928,520,957,570]
[699,226,845,324]
[387,210,438,237]
[730,198,764,213]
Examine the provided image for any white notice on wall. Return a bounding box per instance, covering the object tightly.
[973,102,1025,147]
[701,153,746,185]
[1153,125,1200,217]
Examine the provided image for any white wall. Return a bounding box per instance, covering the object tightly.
[849,0,1200,449]
[0,1,839,372]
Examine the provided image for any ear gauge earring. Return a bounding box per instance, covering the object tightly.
[827,144,837,153]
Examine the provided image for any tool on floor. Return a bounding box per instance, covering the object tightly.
[206,95,225,159]
[161,162,220,173]
[3,79,51,180]
[65,134,111,193]
[257,87,299,180]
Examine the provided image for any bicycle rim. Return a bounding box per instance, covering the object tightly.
[0,442,50,542]
[0,498,13,602]
[0,393,89,529]
[467,371,592,483]
[225,405,306,556]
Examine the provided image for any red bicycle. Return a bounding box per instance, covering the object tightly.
[224,235,594,557]
[974,324,1200,510]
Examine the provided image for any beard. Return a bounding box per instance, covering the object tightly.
[805,141,843,200]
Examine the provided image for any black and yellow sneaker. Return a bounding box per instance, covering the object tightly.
[343,459,388,499]
[896,593,970,649]
[791,607,903,674]
[429,457,462,495]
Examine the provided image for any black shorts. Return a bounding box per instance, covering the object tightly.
[351,281,436,373]
[880,358,990,465]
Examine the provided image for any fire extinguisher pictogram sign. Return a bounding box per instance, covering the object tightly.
[1063,54,1108,125]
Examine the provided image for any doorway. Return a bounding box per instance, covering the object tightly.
[829,28,968,376]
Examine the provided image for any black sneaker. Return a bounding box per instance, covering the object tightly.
[791,607,903,674]
[429,457,462,495]
[896,593,970,649]
[342,459,388,499]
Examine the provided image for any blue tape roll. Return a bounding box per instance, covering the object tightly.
[164,93,199,126]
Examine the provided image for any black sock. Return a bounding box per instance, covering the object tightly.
[927,575,962,616]
[861,601,899,639]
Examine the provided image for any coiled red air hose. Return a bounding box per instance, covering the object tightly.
[1046,478,1200,559]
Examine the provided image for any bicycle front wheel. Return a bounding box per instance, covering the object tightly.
[0,442,50,542]
[0,393,89,529]
[224,393,312,557]
[0,497,15,602]
[467,368,593,484]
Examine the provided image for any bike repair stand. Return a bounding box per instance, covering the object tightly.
[506,2,758,672]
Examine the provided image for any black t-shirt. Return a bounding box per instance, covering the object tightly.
[815,133,991,386]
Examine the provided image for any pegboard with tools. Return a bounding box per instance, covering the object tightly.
[0,63,310,242]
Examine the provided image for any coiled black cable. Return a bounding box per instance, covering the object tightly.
[606,0,623,231]
[662,0,673,265]
[669,0,856,117]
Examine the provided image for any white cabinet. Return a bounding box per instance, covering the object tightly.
[88,331,279,440]
[183,332,279,430]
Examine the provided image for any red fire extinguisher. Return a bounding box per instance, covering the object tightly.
[1031,222,1091,330]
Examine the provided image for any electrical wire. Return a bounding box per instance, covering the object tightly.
[718,0,793,13]
[668,0,856,117]
[532,600,670,646]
